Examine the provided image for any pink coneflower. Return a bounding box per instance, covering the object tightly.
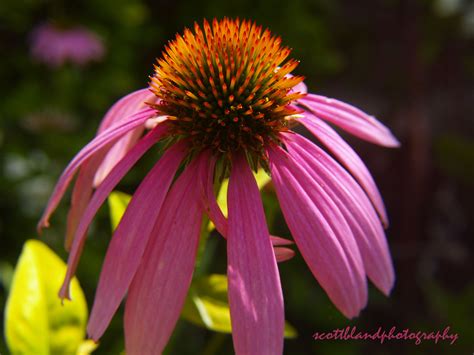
[39,18,399,354]
[30,22,105,67]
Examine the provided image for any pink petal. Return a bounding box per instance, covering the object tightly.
[97,88,155,133]
[284,133,395,295]
[202,157,228,236]
[87,140,187,340]
[299,114,389,227]
[274,247,295,262]
[37,107,155,233]
[268,145,367,318]
[269,235,294,246]
[93,126,144,187]
[201,162,294,252]
[124,153,208,354]
[292,81,307,94]
[299,94,400,147]
[227,154,284,354]
[94,88,158,186]
[304,94,392,131]
[58,126,168,300]
[62,89,157,247]
[286,74,307,95]
[65,153,105,251]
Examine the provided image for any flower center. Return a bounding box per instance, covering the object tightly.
[150,18,305,166]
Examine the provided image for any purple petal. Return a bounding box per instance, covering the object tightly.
[58,126,167,300]
[299,114,389,227]
[284,133,395,295]
[37,107,155,233]
[227,154,284,354]
[87,140,186,340]
[299,94,400,147]
[124,153,208,354]
[268,145,367,318]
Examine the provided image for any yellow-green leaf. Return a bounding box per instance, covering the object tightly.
[254,168,272,190]
[181,274,297,338]
[207,169,271,231]
[5,240,88,355]
[76,340,98,355]
[108,191,132,231]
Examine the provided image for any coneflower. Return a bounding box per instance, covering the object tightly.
[39,18,399,355]
[30,22,105,67]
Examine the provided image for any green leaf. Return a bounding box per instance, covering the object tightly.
[108,191,132,231]
[181,274,297,339]
[207,169,272,231]
[0,261,14,293]
[5,240,89,355]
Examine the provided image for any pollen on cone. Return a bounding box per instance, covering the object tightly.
[149,18,305,165]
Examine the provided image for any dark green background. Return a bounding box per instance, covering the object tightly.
[1,0,473,354]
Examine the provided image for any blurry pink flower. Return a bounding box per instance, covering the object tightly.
[30,22,105,67]
[39,19,399,354]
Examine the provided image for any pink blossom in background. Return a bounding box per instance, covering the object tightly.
[39,18,399,355]
[30,22,105,67]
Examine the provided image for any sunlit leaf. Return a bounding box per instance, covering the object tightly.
[5,239,88,355]
[254,168,272,190]
[76,339,98,355]
[108,191,132,231]
[181,274,297,338]
[216,179,230,219]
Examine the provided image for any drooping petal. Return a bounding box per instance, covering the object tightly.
[268,145,367,318]
[64,90,158,247]
[37,107,156,232]
[124,153,208,355]
[93,127,144,187]
[299,94,400,147]
[87,140,187,341]
[227,154,284,355]
[58,126,168,300]
[284,132,395,295]
[65,152,105,250]
[97,88,155,133]
[94,88,158,186]
[299,114,389,227]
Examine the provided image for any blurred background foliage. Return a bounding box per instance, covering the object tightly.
[0,0,473,354]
